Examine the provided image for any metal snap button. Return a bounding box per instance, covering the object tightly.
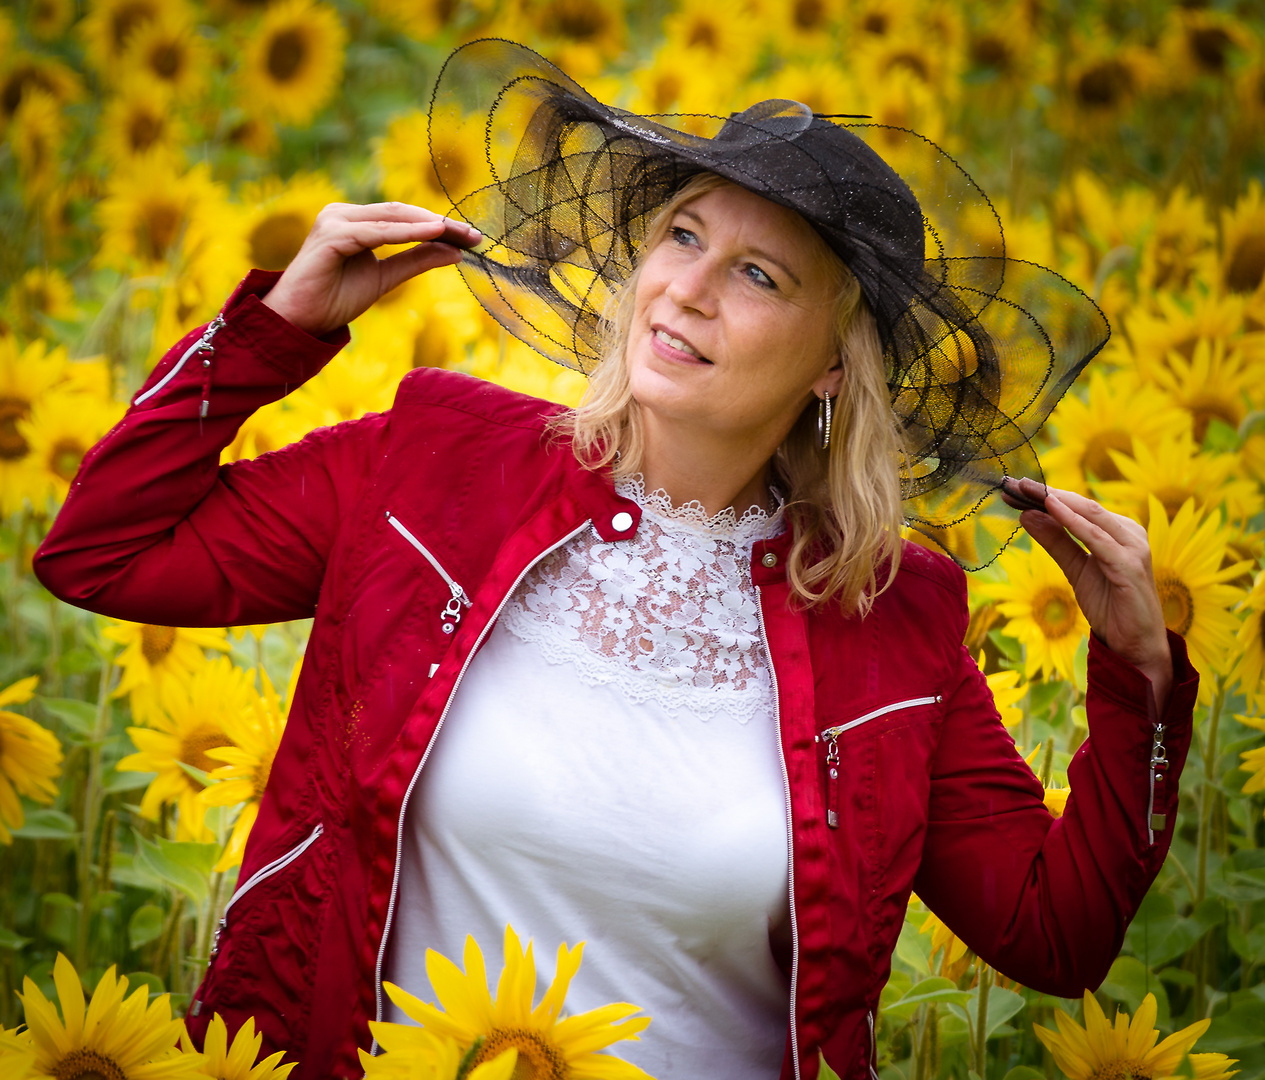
[612,511,633,532]
[761,552,778,568]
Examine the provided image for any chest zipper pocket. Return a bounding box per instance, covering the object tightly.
[385,511,472,636]
[193,821,325,1017]
[815,696,942,829]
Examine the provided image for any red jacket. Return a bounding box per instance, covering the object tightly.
[35,271,1198,1080]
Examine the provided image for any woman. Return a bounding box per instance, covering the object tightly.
[35,41,1195,1080]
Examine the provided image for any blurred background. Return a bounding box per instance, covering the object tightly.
[2,1,1265,1078]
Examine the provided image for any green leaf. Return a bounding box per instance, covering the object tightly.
[132,832,218,904]
[40,893,78,948]
[176,760,214,788]
[944,985,1026,1044]
[1098,956,1170,1028]
[103,768,154,794]
[1002,1068,1046,1080]
[1123,895,1223,967]
[123,971,164,999]
[37,697,97,735]
[882,977,972,1021]
[13,808,78,839]
[1202,999,1265,1052]
[128,904,165,950]
[893,913,933,976]
[818,1055,843,1080]
[55,649,99,676]
[0,926,31,950]
[110,852,166,893]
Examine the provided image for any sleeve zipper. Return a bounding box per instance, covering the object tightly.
[134,313,226,411]
[1147,722,1168,844]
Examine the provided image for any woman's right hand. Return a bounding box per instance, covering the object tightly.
[261,202,483,337]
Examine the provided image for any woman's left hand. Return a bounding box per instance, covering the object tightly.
[1001,476,1173,713]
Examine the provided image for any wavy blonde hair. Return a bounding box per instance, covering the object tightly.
[556,173,907,614]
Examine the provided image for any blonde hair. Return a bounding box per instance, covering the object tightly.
[556,173,907,615]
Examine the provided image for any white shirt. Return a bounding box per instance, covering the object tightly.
[384,480,791,1078]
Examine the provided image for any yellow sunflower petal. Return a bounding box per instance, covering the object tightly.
[533,942,583,1024]
[469,1048,518,1080]
[51,954,85,1044]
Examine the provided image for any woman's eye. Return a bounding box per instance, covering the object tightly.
[744,263,776,289]
[669,226,698,247]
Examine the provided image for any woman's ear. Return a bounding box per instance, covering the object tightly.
[813,356,845,400]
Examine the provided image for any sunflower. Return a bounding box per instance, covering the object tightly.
[221,399,306,463]
[201,663,298,871]
[10,87,65,203]
[0,676,62,846]
[368,925,652,1080]
[12,953,204,1080]
[467,335,588,409]
[0,335,81,516]
[25,0,74,41]
[1095,432,1262,528]
[237,172,342,272]
[977,542,1089,687]
[102,618,230,725]
[854,29,961,100]
[1142,338,1261,443]
[1231,570,1265,709]
[978,652,1027,728]
[1117,291,1262,373]
[910,893,971,980]
[119,13,210,101]
[1043,786,1071,818]
[661,0,761,79]
[364,0,469,40]
[1221,180,1265,300]
[18,391,125,509]
[527,0,627,70]
[377,109,485,213]
[1137,186,1218,296]
[764,0,845,52]
[1146,496,1249,699]
[965,8,1046,87]
[0,52,83,127]
[629,44,743,115]
[193,1014,296,1080]
[5,267,79,338]
[0,1023,36,1079]
[237,0,347,127]
[1043,369,1191,495]
[1035,990,1237,1080]
[285,345,398,434]
[756,60,857,119]
[95,160,226,274]
[80,0,185,76]
[362,1026,516,1080]
[117,656,258,841]
[98,80,185,167]
[1159,8,1252,88]
[856,66,949,164]
[1057,35,1158,133]
[1239,715,1265,815]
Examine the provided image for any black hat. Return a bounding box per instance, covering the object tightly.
[427,39,1109,567]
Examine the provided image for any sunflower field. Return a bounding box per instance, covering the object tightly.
[3,0,1265,1078]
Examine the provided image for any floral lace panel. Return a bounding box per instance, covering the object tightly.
[499,479,783,722]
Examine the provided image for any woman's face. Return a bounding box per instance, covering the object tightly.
[626,183,843,446]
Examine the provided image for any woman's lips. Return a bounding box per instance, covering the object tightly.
[649,325,711,364]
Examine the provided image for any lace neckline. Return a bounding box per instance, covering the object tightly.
[615,475,784,546]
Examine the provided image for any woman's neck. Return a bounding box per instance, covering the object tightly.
[637,417,775,518]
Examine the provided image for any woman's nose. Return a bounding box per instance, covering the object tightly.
[664,256,719,316]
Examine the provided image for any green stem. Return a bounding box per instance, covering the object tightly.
[1196,680,1226,906]
[195,870,225,967]
[75,660,114,970]
[973,964,993,1078]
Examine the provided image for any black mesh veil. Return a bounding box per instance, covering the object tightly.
[427,39,1109,568]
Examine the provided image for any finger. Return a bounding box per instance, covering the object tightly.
[324,202,483,246]
[326,219,463,255]
[1042,485,1146,549]
[1020,508,1090,582]
[999,476,1047,513]
[377,243,464,292]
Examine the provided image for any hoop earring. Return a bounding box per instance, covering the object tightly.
[816,391,833,451]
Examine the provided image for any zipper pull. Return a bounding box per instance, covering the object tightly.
[441,585,466,635]
[821,731,841,829]
[1147,722,1168,840]
[209,916,227,960]
[196,314,225,420]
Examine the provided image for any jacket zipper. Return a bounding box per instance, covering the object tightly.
[1147,722,1168,844]
[134,312,226,413]
[868,1008,881,1080]
[815,696,942,830]
[372,520,593,1040]
[385,511,473,635]
[192,821,325,1015]
[754,595,802,1080]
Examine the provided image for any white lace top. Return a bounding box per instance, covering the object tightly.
[384,479,792,1079]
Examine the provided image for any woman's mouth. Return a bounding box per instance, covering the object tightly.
[651,326,711,364]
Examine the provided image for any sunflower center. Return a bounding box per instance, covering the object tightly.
[1077,59,1132,108]
[181,725,235,777]
[863,11,889,34]
[1081,428,1132,481]
[412,320,453,368]
[1190,397,1240,443]
[129,110,164,152]
[793,0,827,32]
[140,624,177,665]
[1156,574,1194,636]
[1225,233,1265,294]
[1188,26,1232,74]
[1090,1061,1152,1080]
[49,437,87,482]
[53,1047,127,1080]
[0,397,32,460]
[541,0,611,41]
[1031,586,1079,640]
[267,28,309,82]
[249,212,309,271]
[2,66,55,120]
[1152,487,1193,524]
[148,41,184,80]
[111,2,157,52]
[971,34,1013,71]
[885,50,930,81]
[470,1029,568,1080]
[686,19,719,50]
[136,199,184,262]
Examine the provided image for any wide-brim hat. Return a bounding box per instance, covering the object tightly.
[426,39,1109,568]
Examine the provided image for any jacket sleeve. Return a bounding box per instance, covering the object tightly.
[911,584,1198,996]
[33,270,385,627]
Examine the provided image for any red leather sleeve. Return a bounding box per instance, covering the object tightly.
[912,583,1198,995]
[33,271,384,627]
